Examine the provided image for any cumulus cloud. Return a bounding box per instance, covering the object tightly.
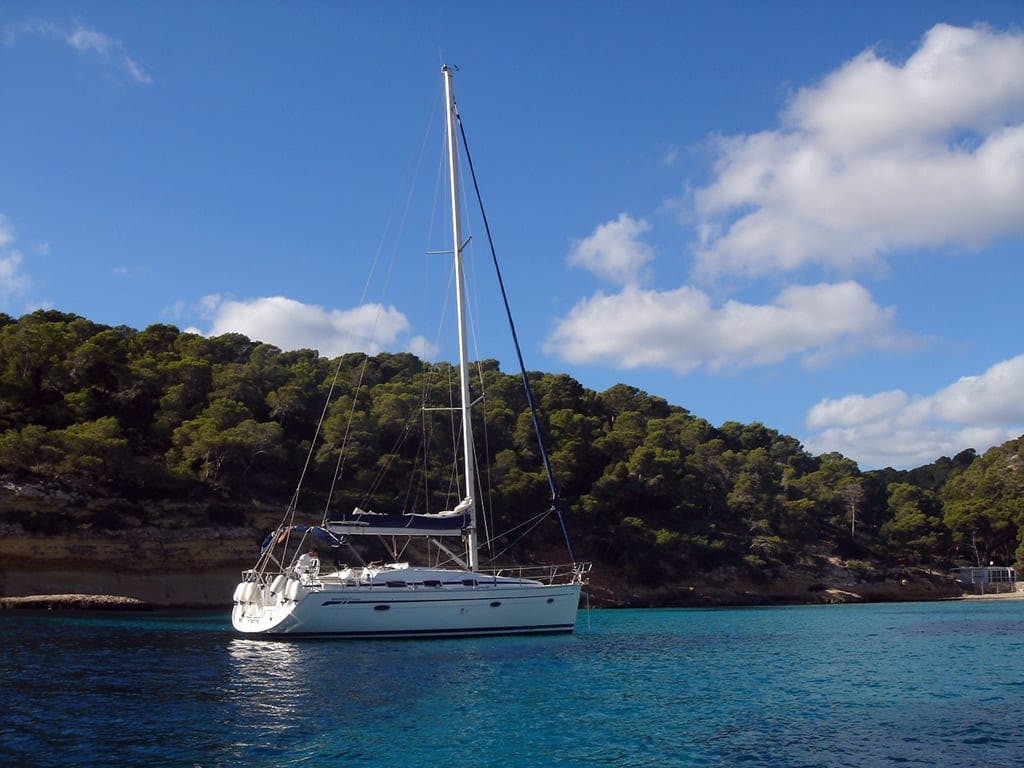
[567,213,655,286]
[806,390,909,429]
[0,251,26,299]
[0,215,31,303]
[693,23,1024,279]
[2,18,152,84]
[805,354,1024,468]
[931,355,1024,424]
[196,295,436,359]
[555,25,1024,379]
[545,280,900,374]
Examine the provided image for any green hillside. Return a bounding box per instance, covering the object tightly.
[1,309,1021,600]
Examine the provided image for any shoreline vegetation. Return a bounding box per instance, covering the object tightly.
[2,311,1023,610]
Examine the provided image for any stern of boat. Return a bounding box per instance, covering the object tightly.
[231,571,308,634]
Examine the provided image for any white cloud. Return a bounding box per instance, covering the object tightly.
[693,23,1024,279]
[545,280,899,374]
[0,252,28,302]
[1,18,57,45]
[567,213,655,286]
[3,18,152,84]
[931,355,1024,425]
[66,25,112,55]
[0,214,31,303]
[805,353,1024,468]
[0,216,13,249]
[197,295,436,359]
[788,24,1024,153]
[806,390,909,429]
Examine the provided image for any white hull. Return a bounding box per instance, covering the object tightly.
[232,566,582,638]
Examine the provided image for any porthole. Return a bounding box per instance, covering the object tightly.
[546,598,554,604]
[490,601,501,607]
[374,605,390,611]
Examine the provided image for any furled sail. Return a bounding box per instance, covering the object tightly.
[326,497,472,537]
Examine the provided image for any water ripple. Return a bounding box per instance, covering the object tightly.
[2,602,1023,767]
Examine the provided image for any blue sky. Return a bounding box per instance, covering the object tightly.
[2,1,1024,470]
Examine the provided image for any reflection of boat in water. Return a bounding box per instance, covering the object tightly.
[227,637,304,683]
[225,639,309,723]
[231,65,589,638]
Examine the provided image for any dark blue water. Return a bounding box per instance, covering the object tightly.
[3,601,1022,767]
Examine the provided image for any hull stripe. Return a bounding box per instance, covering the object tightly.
[264,623,576,638]
[320,591,576,607]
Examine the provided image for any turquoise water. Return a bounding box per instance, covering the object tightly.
[3,601,1023,767]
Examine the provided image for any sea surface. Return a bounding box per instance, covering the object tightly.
[3,600,1023,767]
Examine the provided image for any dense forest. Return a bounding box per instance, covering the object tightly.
[2,310,1023,585]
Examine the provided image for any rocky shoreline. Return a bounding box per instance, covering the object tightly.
[0,520,994,611]
[584,562,970,608]
[0,563,975,611]
[6,586,1022,612]
[0,593,156,610]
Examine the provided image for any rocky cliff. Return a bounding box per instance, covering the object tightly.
[1,480,965,609]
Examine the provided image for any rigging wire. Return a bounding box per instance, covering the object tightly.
[358,406,422,508]
[318,80,444,527]
[452,128,498,562]
[420,130,465,522]
[454,109,577,565]
[481,507,555,562]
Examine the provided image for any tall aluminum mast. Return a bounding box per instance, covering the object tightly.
[442,64,478,571]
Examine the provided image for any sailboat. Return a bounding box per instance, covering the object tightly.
[230,65,590,638]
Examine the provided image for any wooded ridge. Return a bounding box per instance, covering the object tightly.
[1,310,1021,606]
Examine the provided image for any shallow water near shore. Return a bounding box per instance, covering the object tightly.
[3,600,1023,767]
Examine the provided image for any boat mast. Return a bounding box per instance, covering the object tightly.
[443,64,478,571]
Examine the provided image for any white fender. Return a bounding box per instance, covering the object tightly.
[284,578,306,602]
[269,574,288,595]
